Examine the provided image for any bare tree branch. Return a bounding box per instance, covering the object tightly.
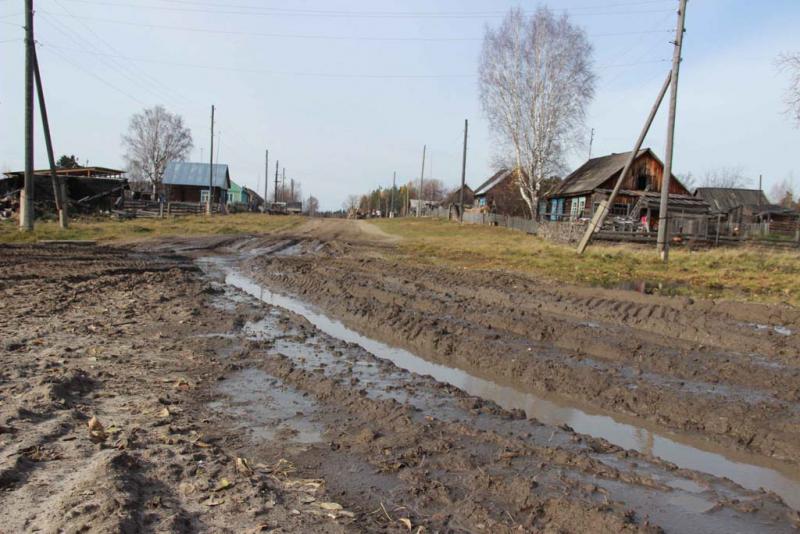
[479,7,595,218]
[778,52,800,126]
[122,106,193,196]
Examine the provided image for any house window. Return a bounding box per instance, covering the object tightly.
[200,189,211,204]
[636,174,650,190]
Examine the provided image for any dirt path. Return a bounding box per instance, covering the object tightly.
[2,237,799,532]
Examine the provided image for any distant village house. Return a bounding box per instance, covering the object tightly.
[163,161,230,204]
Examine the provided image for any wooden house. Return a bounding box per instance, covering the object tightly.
[543,149,709,233]
[1,166,127,211]
[163,161,230,204]
[472,169,529,217]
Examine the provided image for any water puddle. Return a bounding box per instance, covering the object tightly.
[744,322,793,337]
[209,368,324,445]
[212,265,800,511]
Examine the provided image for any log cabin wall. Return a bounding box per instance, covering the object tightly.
[599,153,689,195]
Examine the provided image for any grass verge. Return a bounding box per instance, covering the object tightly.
[371,218,800,306]
[0,213,304,244]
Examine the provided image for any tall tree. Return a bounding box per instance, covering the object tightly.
[122,106,193,196]
[56,154,80,169]
[305,195,319,216]
[479,7,595,217]
[778,52,800,126]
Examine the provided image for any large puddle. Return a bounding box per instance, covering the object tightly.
[218,266,800,511]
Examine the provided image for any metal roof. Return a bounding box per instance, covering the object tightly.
[3,166,125,179]
[694,188,768,214]
[163,161,230,189]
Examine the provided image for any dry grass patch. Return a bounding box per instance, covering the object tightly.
[372,218,800,305]
[0,213,304,244]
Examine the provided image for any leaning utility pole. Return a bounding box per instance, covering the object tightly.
[264,150,269,213]
[576,71,672,255]
[656,0,689,262]
[32,46,67,228]
[459,119,468,223]
[20,0,34,231]
[273,160,279,203]
[207,105,215,215]
[417,144,426,217]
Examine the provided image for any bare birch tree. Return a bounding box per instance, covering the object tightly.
[778,52,800,126]
[479,7,595,217]
[122,106,193,196]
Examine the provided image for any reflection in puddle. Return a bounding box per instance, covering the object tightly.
[217,266,800,511]
[209,368,324,444]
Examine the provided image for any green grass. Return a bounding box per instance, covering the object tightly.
[0,213,304,244]
[372,218,800,305]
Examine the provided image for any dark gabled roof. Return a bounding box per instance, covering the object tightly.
[694,187,769,214]
[627,190,709,213]
[164,161,230,189]
[549,149,650,197]
[444,184,474,205]
[473,169,530,196]
[473,169,513,196]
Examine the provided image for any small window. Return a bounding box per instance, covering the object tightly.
[611,203,628,216]
[200,190,210,203]
[636,174,649,190]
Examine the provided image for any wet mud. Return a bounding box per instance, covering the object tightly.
[237,233,800,470]
[3,230,800,532]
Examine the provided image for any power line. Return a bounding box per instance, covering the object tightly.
[51,0,675,19]
[35,10,672,42]
[35,42,475,78]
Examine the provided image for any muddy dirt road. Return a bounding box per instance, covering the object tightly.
[1,227,799,532]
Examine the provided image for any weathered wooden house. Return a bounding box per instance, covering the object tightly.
[163,161,230,204]
[1,166,127,211]
[694,187,768,224]
[472,169,529,217]
[543,149,709,233]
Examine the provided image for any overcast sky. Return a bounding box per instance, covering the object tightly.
[1,0,798,209]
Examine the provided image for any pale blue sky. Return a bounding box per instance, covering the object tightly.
[1,0,798,209]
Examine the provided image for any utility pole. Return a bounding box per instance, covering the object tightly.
[576,71,672,255]
[290,178,294,202]
[20,0,34,231]
[588,128,595,159]
[417,144,426,217]
[207,105,214,215]
[390,171,396,217]
[32,46,67,228]
[281,168,286,202]
[656,0,688,263]
[264,150,269,213]
[459,119,468,223]
[274,160,279,203]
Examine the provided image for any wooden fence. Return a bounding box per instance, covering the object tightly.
[117,200,222,218]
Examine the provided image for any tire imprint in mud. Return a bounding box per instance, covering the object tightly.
[197,269,800,532]
[234,238,800,468]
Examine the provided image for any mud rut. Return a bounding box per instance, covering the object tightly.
[2,239,799,532]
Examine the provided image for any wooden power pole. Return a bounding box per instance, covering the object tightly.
[459,119,468,223]
[264,150,269,213]
[20,0,34,231]
[32,46,67,228]
[390,171,396,217]
[656,0,689,262]
[417,144,426,217]
[273,160,279,203]
[576,71,672,255]
[207,105,215,215]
